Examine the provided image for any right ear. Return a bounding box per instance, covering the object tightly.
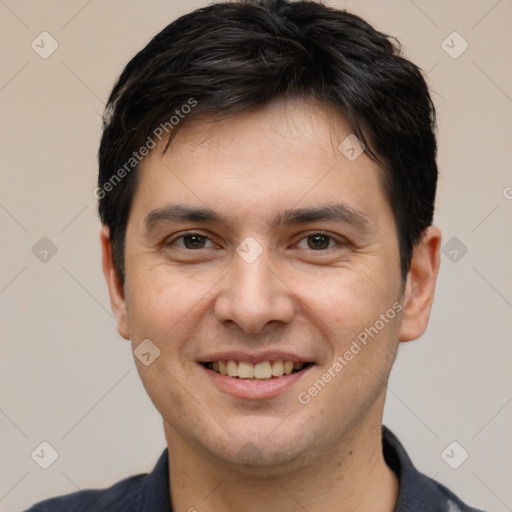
[100,227,130,340]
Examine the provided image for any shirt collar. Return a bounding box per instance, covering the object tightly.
[382,425,463,512]
[138,447,172,511]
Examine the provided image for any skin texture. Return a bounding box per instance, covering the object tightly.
[101,99,441,511]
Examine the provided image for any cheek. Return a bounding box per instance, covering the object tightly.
[290,263,399,344]
[124,262,222,351]
[124,266,188,341]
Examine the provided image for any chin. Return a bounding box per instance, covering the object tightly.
[219,442,309,476]
[201,419,317,474]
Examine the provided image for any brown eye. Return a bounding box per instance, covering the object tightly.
[183,235,207,249]
[306,234,333,250]
[170,233,214,249]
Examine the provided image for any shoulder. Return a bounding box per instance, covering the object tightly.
[23,473,147,512]
[23,449,170,512]
[415,471,487,512]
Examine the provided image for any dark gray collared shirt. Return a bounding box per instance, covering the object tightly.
[25,426,486,511]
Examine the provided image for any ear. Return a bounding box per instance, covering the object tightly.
[399,226,441,342]
[100,226,130,340]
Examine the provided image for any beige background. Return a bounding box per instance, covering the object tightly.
[1,1,511,511]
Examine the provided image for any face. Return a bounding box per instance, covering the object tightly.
[102,99,438,473]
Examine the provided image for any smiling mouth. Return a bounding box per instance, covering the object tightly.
[202,360,313,380]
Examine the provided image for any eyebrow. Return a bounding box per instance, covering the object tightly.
[144,202,370,233]
[274,203,369,231]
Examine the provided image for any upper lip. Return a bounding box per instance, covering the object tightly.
[199,350,314,365]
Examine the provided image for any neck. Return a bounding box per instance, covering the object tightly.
[165,418,399,512]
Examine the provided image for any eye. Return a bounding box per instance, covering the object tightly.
[169,233,216,250]
[296,233,341,250]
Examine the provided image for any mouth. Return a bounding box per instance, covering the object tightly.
[202,360,314,380]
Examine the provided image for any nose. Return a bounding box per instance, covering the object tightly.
[214,246,295,334]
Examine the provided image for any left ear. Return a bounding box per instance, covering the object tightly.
[399,226,441,342]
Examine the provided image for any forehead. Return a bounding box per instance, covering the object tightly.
[162,100,361,175]
[131,99,391,230]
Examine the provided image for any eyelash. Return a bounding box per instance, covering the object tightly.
[166,232,345,251]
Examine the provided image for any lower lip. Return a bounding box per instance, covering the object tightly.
[200,364,313,400]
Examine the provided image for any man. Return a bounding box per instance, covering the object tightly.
[26,0,485,510]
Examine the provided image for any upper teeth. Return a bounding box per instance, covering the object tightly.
[209,360,305,379]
